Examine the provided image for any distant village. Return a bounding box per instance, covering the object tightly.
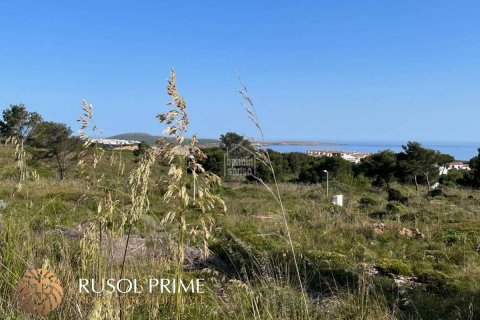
[89,138,140,151]
[89,139,471,176]
[307,149,470,175]
[307,149,372,164]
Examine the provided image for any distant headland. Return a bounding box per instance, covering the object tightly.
[252,140,344,147]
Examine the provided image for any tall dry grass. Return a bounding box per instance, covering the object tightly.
[157,68,226,320]
[238,81,310,316]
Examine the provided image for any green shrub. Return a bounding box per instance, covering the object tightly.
[359,196,377,207]
[385,202,402,214]
[387,188,408,204]
[417,270,454,294]
[428,188,444,198]
[377,258,412,275]
[440,170,467,186]
[369,210,392,220]
[400,212,416,222]
[443,231,460,246]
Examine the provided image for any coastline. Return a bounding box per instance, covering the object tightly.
[252,141,345,147]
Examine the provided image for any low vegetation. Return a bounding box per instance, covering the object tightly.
[0,71,479,319]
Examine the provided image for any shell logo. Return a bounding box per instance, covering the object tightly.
[16,269,64,315]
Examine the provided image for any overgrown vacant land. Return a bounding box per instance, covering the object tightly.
[0,73,479,320]
[1,145,480,319]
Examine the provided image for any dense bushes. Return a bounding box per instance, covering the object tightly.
[359,196,377,207]
[298,156,353,184]
[203,146,356,184]
[387,188,408,204]
[202,137,480,192]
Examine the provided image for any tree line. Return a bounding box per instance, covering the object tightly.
[202,132,480,191]
[2,105,479,190]
[0,104,81,180]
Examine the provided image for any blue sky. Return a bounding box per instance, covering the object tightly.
[1,1,479,142]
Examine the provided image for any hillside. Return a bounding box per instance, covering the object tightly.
[108,132,220,147]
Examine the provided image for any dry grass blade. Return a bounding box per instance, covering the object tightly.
[156,68,226,320]
[238,81,310,317]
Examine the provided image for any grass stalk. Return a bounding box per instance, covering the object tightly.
[239,82,310,317]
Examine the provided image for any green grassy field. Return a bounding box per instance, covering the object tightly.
[0,145,479,320]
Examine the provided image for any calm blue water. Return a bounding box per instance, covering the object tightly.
[266,142,480,161]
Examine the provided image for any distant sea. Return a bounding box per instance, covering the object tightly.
[265,141,480,161]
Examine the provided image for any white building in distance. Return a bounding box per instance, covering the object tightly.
[439,161,471,175]
[307,149,372,164]
[89,138,141,150]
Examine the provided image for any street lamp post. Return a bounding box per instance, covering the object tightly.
[323,170,329,197]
